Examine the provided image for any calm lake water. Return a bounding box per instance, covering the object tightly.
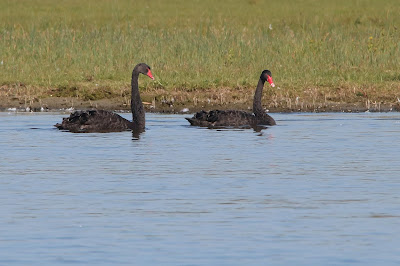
[0,111,399,265]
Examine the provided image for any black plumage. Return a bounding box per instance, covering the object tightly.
[55,63,154,133]
[186,70,276,128]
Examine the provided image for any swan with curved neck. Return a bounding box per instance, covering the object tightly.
[55,63,154,133]
[186,69,276,128]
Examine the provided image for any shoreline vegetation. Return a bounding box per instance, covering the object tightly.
[1,83,399,113]
[1,0,400,113]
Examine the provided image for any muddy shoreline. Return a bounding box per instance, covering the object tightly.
[1,84,400,113]
[1,94,399,113]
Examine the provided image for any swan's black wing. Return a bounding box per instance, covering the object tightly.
[55,110,133,133]
[186,109,276,128]
[186,110,257,127]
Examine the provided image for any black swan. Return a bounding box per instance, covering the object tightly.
[55,63,154,133]
[186,69,276,128]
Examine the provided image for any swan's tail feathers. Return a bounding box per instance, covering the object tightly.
[185,117,196,125]
[186,117,213,127]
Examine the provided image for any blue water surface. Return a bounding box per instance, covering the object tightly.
[0,111,399,265]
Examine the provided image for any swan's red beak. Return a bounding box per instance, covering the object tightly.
[267,75,275,87]
[147,69,154,80]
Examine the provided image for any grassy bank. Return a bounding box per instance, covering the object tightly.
[1,0,400,111]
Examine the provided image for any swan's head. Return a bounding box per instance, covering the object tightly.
[261,70,275,87]
[136,63,155,80]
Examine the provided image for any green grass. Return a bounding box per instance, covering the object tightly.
[1,0,400,106]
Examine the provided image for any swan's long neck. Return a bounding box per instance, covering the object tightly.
[131,71,145,130]
[253,78,265,117]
